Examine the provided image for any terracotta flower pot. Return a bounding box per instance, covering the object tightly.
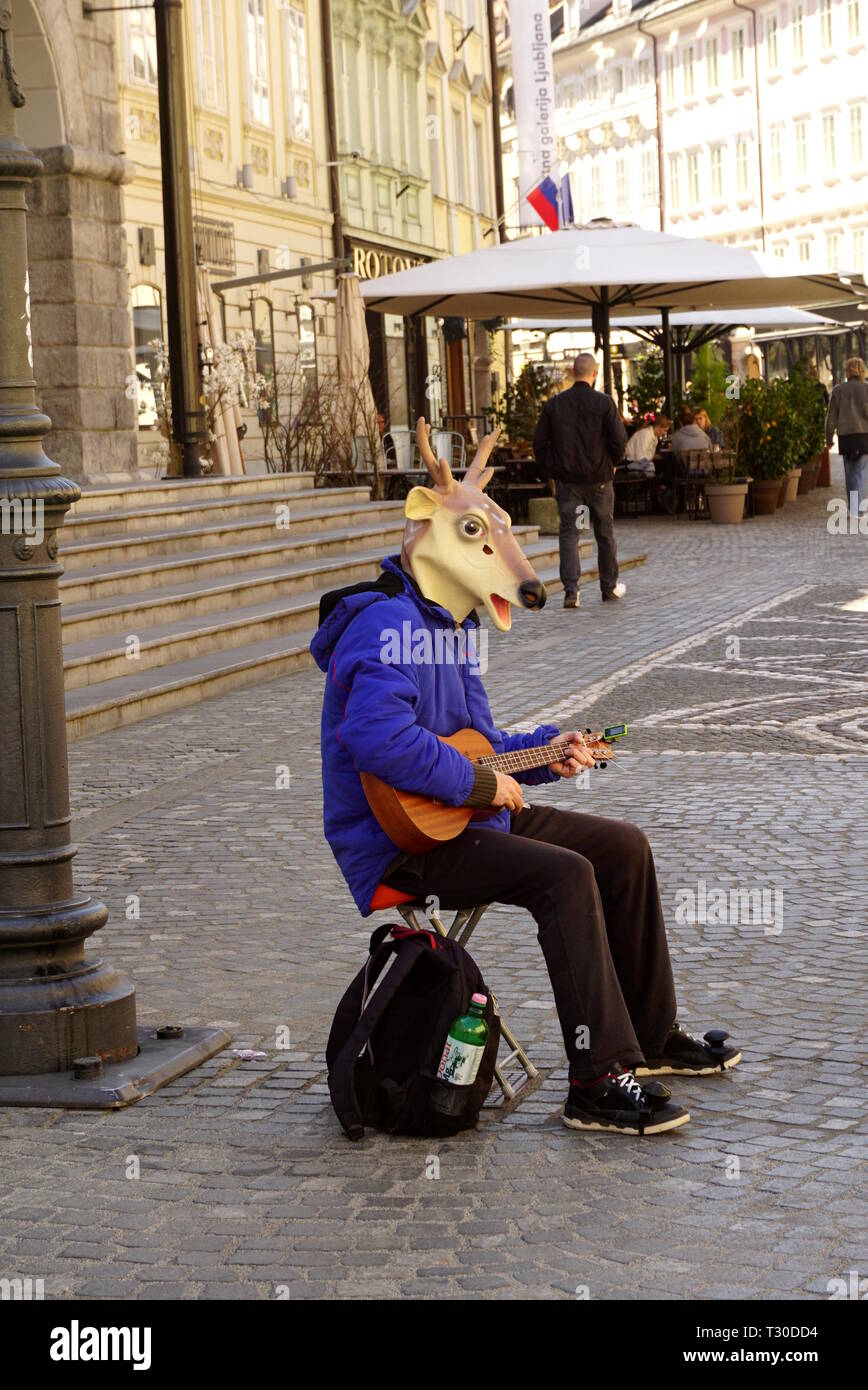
[751,478,782,515]
[705,481,749,524]
[784,468,802,502]
[798,460,819,494]
[776,475,788,507]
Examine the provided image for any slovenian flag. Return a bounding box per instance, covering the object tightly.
[526,175,560,232]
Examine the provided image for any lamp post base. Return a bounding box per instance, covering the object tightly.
[0,1024,230,1108]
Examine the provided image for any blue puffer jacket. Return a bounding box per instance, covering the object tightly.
[310,556,560,915]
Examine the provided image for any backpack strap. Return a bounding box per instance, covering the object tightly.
[328,936,431,1141]
[317,569,404,626]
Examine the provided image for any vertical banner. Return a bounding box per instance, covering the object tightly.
[510,0,557,228]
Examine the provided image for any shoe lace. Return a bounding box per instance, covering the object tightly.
[615,1071,645,1104]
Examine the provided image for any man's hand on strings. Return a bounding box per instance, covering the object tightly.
[549,731,597,778]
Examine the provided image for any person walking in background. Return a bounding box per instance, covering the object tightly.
[533,353,627,610]
[826,357,868,520]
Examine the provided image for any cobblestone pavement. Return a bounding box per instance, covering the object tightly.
[1,470,866,1301]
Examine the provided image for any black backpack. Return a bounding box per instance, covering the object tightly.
[326,922,501,1140]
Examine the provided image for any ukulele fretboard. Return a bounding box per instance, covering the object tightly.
[475,738,599,775]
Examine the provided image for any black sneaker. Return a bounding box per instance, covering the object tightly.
[635,1025,742,1078]
[564,592,580,609]
[562,1068,689,1136]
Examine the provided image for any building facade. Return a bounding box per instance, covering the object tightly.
[500,0,868,270]
[496,0,868,391]
[14,0,137,482]
[116,0,335,464]
[332,0,500,432]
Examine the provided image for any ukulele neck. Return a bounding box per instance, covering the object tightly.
[475,737,594,776]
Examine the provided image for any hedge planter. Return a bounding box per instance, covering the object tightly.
[815,447,831,488]
[705,480,749,524]
[751,478,783,515]
[783,468,802,502]
[776,475,788,507]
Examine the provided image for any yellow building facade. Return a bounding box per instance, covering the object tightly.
[116,0,504,464]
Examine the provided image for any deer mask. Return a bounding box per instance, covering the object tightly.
[401,418,547,632]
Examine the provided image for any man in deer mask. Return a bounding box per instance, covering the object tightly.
[312,420,739,1137]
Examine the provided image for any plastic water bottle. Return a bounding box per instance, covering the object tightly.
[430,994,489,1115]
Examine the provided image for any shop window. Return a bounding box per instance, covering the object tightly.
[131,284,163,429]
[297,302,318,399]
[251,297,275,387]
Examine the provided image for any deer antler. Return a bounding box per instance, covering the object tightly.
[464,427,501,492]
[416,417,456,493]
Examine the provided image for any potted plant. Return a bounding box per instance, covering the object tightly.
[736,379,789,515]
[704,456,751,524]
[788,362,826,493]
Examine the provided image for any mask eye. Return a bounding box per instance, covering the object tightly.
[459,516,486,540]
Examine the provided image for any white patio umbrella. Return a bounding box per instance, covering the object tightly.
[354,221,867,406]
[507,308,842,389]
[507,308,841,334]
[357,224,866,319]
[335,273,379,469]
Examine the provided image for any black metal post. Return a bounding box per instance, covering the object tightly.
[320,0,344,261]
[0,10,227,1103]
[486,0,506,244]
[661,306,674,419]
[600,285,613,397]
[154,0,205,476]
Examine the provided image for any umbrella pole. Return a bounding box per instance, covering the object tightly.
[601,285,612,397]
[661,307,674,420]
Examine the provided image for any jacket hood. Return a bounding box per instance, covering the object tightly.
[309,555,474,671]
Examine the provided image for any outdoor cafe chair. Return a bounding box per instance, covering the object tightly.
[677,449,715,521]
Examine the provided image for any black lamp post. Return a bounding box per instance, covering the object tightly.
[0,8,227,1105]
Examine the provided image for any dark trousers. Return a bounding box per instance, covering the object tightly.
[384,804,677,1081]
[556,479,619,596]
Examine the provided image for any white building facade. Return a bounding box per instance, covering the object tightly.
[500,0,868,278]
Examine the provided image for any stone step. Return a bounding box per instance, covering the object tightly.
[63,484,372,541]
[58,517,412,605]
[58,498,405,572]
[64,545,648,740]
[60,545,406,645]
[72,471,317,515]
[61,535,573,689]
[59,527,549,644]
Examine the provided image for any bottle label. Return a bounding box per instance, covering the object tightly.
[436,1036,485,1087]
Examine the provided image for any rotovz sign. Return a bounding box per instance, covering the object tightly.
[511,0,557,228]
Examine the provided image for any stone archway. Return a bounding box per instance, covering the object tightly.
[12,0,137,480]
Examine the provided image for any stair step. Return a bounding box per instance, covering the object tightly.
[73,471,317,515]
[59,499,405,571]
[60,531,560,645]
[58,517,413,604]
[64,485,372,541]
[64,544,647,742]
[61,535,574,687]
[65,629,320,741]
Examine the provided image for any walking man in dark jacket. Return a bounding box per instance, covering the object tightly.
[533,353,627,608]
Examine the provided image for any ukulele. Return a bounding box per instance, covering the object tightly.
[361,724,627,854]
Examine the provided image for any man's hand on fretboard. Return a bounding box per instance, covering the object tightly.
[548,731,598,778]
